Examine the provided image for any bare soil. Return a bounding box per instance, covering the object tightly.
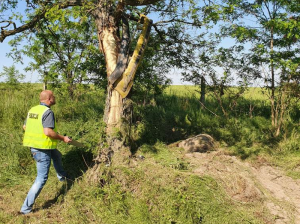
[185,149,300,224]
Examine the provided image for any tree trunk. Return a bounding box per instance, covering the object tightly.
[270,26,276,128]
[93,3,124,134]
[88,3,152,183]
[93,3,151,139]
[43,71,48,90]
[91,1,136,173]
[270,26,282,137]
[87,3,130,183]
[67,71,75,99]
[200,76,206,106]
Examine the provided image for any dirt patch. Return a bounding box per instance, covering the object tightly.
[185,149,300,224]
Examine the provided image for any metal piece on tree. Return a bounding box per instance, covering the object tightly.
[114,14,152,98]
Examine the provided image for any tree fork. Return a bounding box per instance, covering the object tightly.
[91,5,152,181]
[103,14,152,135]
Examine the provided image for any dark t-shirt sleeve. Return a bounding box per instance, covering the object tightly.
[42,109,55,129]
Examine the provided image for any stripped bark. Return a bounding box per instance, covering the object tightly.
[92,1,122,134]
[108,17,130,85]
[92,2,152,156]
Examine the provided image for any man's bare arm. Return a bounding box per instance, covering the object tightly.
[43,128,72,143]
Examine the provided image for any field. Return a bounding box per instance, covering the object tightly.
[0,84,299,223]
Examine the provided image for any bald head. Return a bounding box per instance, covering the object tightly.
[40,90,56,106]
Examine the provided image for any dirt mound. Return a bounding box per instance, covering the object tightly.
[185,149,300,224]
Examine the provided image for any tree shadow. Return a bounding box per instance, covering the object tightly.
[233,147,262,160]
[41,180,72,210]
[41,147,94,209]
[130,93,277,154]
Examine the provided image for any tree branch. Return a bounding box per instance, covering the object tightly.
[0,20,17,30]
[114,14,153,98]
[0,0,83,43]
[154,18,202,27]
[124,0,161,6]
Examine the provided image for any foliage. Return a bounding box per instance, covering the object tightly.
[7,6,106,98]
[0,65,25,88]
[220,0,300,83]
[130,32,172,104]
[219,0,300,136]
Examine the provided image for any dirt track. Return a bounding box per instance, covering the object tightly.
[185,150,300,224]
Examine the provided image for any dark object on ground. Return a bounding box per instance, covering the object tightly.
[175,134,215,153]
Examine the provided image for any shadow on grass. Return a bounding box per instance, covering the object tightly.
[41,147,94,209]
[234,148,262,160]
[130,93,286,155]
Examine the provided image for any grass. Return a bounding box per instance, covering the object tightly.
[1,143,267,223]
[0,83,299,223]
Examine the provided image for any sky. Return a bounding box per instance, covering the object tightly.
[0,1,197,85]
[0,1,38,83]
[0,37,37,82]
[0,1,241,86]
[0,37,191,84]
[0,17,190,85]
[0,52,190,85]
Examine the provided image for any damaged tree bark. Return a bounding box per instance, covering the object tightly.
[89,2,152,179]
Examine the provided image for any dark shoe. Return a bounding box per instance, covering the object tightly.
[17,211,31,216]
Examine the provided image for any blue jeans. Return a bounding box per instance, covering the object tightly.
[20,148,67,214]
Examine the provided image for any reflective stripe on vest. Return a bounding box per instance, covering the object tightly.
[23,105,57,149]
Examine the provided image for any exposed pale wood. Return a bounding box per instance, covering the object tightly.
[101,28,118,76]
[107,89,123,127]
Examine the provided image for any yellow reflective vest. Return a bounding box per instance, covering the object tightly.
[23,105,57,149]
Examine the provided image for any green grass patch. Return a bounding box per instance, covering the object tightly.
[51,145,265,224]
[0,83,299,223]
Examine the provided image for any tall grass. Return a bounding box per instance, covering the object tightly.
[162,85,300,168]
[0,84,105,187]
[133,87,272,146]
[132,85,300,164]
[0,83,299,223]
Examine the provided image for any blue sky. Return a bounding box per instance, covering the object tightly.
[0,1,196,85]
[0,1,240,85]
[0,1,38,83]
[0,38,190,84]
[0,37,38,82]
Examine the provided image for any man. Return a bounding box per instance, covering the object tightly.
[20,90,72,214]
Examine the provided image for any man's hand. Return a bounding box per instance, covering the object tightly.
[44,128,71,143]
[63,136,72,143]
